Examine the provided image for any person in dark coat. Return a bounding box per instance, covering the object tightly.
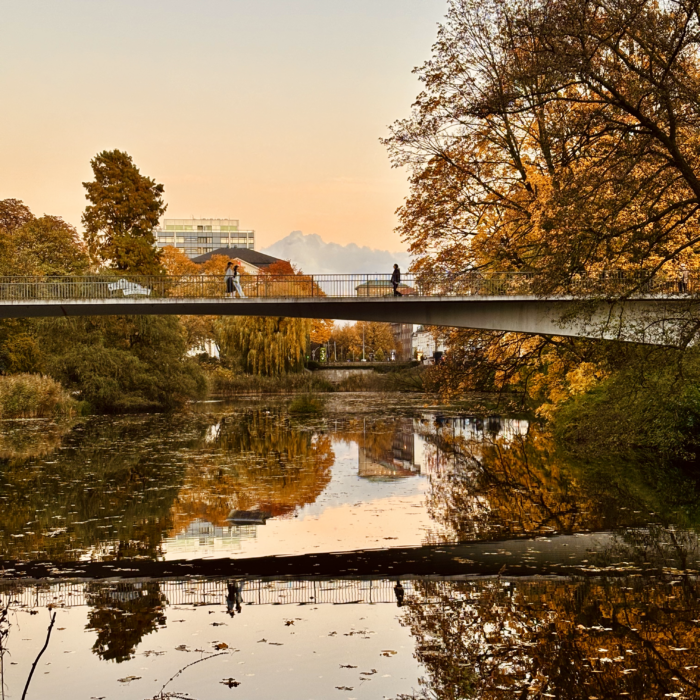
[391,264,402,297]
[226,580,243,617]
[394,580,405,607]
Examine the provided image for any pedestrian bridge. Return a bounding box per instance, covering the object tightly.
[0,272,695,344]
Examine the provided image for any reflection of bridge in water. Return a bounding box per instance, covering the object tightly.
[0,578,412,609]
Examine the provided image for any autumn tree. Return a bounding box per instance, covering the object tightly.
[0,199,33,234]
[327,322,396,361]
[310,319,333,345]
[385,0,700,292]
[384,0,700,406]
[82,150,166,275]
[217,316,310,376]
[161,245,199,276]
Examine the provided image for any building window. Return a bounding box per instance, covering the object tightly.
[197,237,213,244]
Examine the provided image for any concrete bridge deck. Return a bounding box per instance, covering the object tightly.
[0,272,694,343]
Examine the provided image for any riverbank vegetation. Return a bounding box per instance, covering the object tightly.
[0,185,424,412]
[0,154,208,413]
[0,374,78,419]
[288,393,325,414]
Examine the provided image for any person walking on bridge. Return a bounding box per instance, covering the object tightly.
[391,264,403,297]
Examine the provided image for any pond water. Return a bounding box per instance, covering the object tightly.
[1,394,700,698]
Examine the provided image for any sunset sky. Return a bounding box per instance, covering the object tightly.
[1,0,446,255]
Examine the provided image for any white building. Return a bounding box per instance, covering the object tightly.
[155,218,255,258]
[411,326,446,362]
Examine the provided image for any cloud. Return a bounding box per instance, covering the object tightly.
[261,231,411,274]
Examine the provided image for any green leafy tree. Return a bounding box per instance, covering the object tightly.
[36,315,207,412]
[11,216,89,276]
[82,150,166,275]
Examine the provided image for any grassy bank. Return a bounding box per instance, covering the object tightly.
[208,368,336,395]
[0,374,80,419]
[207,365,428,395]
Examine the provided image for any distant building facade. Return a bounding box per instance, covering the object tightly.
[155,218,255,258]
[391,323,414,360]
[412,326,446,362]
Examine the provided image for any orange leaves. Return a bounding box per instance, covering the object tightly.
[310,319,333,345]
[162,245,199,276]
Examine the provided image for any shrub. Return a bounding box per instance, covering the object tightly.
[0,373,78,418]
[288,394,325,414]
[208,367,335,395]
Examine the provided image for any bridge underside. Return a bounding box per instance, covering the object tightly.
[0,296,695,344]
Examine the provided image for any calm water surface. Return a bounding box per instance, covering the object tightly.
[1,394,700,699]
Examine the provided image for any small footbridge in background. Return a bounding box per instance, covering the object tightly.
[0,271,695,344]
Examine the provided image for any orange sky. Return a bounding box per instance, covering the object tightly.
[1,0,446,251]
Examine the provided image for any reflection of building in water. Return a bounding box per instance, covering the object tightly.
[342,414,529,480]
[414,415,530,477]
[165,518,258,556]
[358,418,419,479]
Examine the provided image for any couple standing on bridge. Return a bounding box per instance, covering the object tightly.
[225,261,246,298]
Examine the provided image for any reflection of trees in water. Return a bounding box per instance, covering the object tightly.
[85,582,166,662]
[399,575,700,700]
[0,410,335,560]
[0,420,72,464]
[169,409,335,532]
[0,415,203,561]
[424,425,700,544]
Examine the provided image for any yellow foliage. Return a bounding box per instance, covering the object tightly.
[310,319,334,344]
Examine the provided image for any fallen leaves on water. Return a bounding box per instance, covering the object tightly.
[339,664,357,669]
[285,620,295,626]
[336,687,354,691]
[220,678,241,688]
[380,650,397,657]
[175,644,190,652]
[214,642,229,650]
[117,676,141,683]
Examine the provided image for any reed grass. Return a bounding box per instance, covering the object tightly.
[0,374,78,419]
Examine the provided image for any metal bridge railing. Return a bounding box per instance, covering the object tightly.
[0,271,694,302]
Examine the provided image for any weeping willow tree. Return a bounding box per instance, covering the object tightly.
[217,316,310,376]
